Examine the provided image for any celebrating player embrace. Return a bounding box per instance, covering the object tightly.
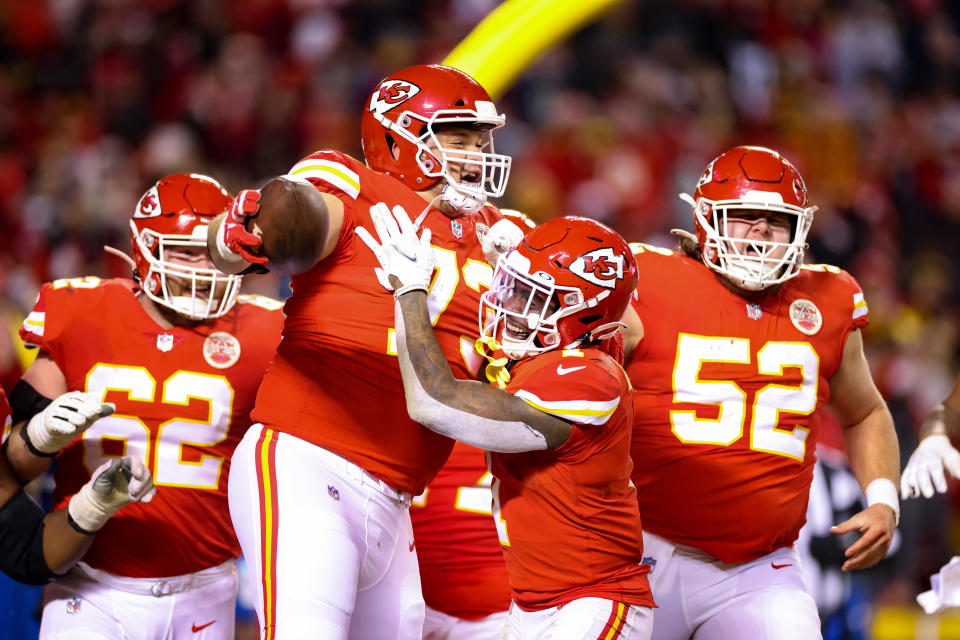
[210,64,516,638]
[360,205,654,639]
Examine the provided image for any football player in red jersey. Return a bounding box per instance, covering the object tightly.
[6,173,284,640]
[360,207,654,639]
[0,388,155,586]
[616,146,900,639]
[208,65,514,639]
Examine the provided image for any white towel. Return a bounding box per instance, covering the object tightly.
[918,556,960,613]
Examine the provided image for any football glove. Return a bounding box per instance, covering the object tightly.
[481,218,525,270]
[68,457,156,534]
[25,391,114,455]
[217,189,268,265]
[356,202,435,297]
[901,434,960,499]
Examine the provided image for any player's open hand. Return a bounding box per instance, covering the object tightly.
[901,434,960,499]
[69,457,156,534]
[220,189,267,264]
[356,202,434,297]
[481,218,525,270]
[25,391,114,455]
[830,503,896,571]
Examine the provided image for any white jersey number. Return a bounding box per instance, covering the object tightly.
[387,251,493,376]
[671,335,817,461]
[82,364,234,489]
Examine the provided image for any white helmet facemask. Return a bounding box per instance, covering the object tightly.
[376,101,512,214]
[131,220,243,320]
[479,251,588,360]
[682,191,817,291]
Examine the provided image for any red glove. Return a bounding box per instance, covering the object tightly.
[221,189,268,264]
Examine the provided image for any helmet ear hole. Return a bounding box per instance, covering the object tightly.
[385,133,400,161]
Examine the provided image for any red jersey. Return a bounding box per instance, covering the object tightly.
[489,348,653,611]
[625,244,870,563]
[20,278,284,578]
[411,441,511,619]
[251,151,504,495]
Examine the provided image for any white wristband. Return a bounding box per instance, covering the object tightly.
[67,481,116,533]
[215,215,242,261]
[865,478,900,526]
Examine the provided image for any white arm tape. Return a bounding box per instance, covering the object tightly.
[866,478,900,526]
[215,216,244,262]
[394,302,548,453]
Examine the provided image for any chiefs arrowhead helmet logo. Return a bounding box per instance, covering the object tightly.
[134,186,162,218]
[569,247,625,289]
[369,80,421,116]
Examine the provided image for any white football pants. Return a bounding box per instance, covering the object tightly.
[503,597,652,640]
[39,560,237,640]
[229,424,424,640]
[641,531,822,640]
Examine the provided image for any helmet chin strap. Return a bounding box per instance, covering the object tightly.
[414,193,444,228]
[440,183,485,215]
[168,295,216,320]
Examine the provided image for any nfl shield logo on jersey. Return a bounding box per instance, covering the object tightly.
[746,303,762,320]
[156,333,174,352]
[451,220,463,238]
[203,332,242,369]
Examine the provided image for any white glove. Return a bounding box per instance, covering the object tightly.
[481,218,525,270]
[26,391,115,455]
[356,202,435,297]
[901,434,960,499]
[68,457,156,533]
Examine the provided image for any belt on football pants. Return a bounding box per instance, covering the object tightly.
[313,444,413,507]
[72,560,236,597]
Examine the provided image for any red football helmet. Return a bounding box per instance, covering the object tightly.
[479,216,638,359]
[360,64,511,214]
[127,173,243,319]
[681,145,817,290]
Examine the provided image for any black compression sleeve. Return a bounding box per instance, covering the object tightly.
[9,379,52,426]
[0,491,56,585]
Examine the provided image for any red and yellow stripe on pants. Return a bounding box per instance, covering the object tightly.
[597,601,627,640]
[256,428,280,640]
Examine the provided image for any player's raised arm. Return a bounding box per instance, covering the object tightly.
[5,351,107,483]
[207,175,343,276]
[357,203,571,452]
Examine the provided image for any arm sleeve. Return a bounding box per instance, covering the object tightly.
[0,491,56,585]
